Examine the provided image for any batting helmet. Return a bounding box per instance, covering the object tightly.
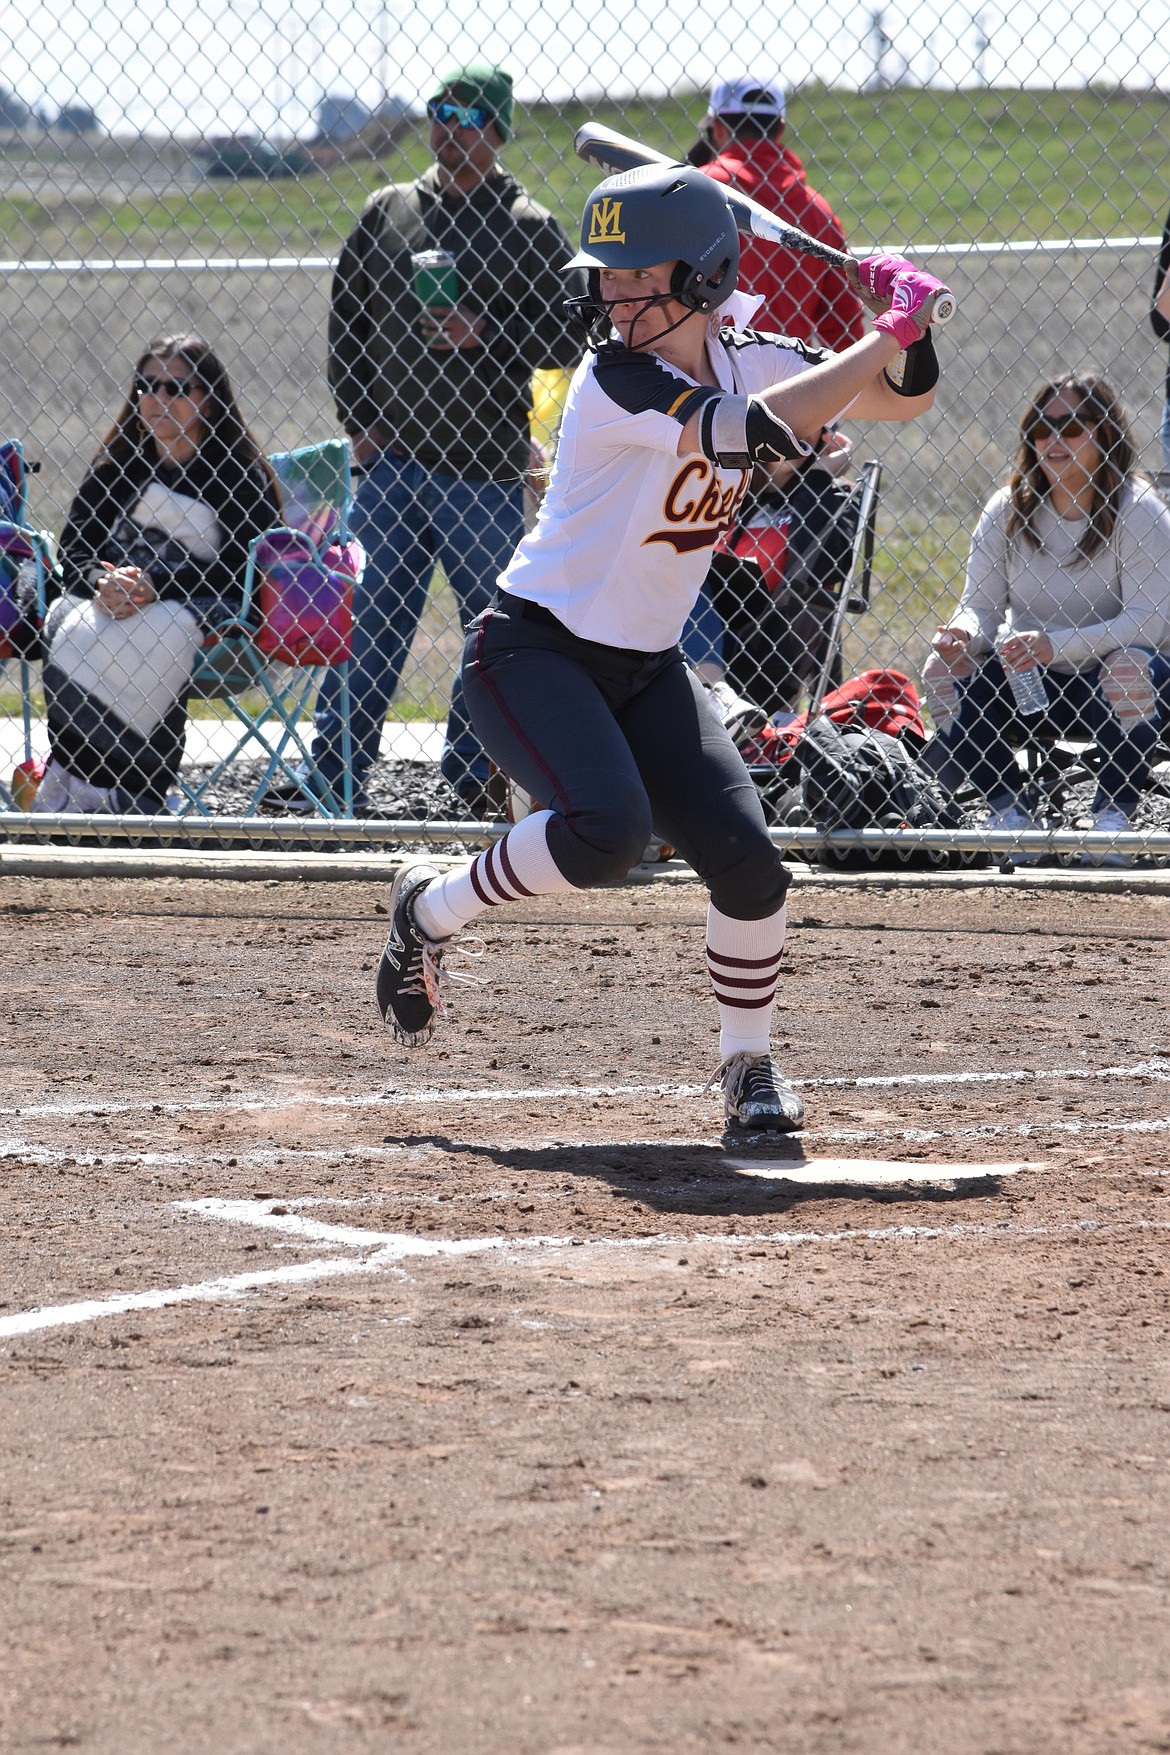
[565,163,740,315]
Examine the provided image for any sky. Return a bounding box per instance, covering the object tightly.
[4,0,1170,138]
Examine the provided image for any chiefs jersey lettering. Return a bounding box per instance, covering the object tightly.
[644,457,750,555]
[499,326,821,652]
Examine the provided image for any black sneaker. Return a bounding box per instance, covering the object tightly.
[258,778,376,817]
[376,862,446,1046]
[716,1052,805,1132]
[258,779,325,816]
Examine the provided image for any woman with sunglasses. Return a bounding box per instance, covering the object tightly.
[34,334,280,814]
[924,374,1170,863]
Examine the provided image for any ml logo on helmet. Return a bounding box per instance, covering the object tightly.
[588,198,625,245]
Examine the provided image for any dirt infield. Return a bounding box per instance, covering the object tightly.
[3,871,1170,1753]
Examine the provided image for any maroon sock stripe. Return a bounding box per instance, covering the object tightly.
[709,975,781,998]
[706,946,784,971]
[496,831,536,899]
[468,859,498,908]
[469,838,531,909]
[469,845,508,908]
[708,948,779,1009]
[707,955,781,987]
[483,841,516,903]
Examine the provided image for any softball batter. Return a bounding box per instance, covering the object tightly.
[377,163,946,1131]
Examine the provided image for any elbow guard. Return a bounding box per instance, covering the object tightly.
[882,328,939,397]
[699,394,810,470]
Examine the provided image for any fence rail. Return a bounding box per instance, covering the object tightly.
[3,36,1170,869]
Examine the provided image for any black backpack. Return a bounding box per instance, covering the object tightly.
[793,714,985,869]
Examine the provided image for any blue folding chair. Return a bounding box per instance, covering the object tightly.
[179,439,359,818]
[0,440,54,807]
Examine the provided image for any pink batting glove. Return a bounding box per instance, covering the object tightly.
[855,252,914,301]
[873,267,951,347]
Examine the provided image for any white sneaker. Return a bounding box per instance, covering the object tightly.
[1084,805,1134,868]
[705,678,769,742]
[984,799,1041,865]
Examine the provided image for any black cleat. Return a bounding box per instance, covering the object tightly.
[716,1052,805,1133]
[376,862,445,1046]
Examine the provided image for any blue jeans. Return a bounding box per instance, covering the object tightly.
[310,452,524,805]
[680,581,725,673]
[941,652,1170,813]
[1161,395,1170,471]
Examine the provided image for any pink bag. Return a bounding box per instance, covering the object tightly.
[253,532,359,667]
[0,522,37,660]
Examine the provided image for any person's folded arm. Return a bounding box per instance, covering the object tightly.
[1049,491,1170,668]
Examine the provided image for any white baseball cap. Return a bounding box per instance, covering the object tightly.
[705,75,786,123]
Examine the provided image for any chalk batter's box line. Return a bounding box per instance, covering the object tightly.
[4,1197,1170,1343]
[3,1109,1170,1175]
[2,1057,1168,1123]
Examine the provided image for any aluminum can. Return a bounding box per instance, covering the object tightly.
[410,249,460,308]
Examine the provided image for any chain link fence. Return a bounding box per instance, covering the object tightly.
[2,1,1170,865]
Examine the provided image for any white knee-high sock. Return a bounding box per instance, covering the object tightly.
[413,809,577,940]
[706,901,787,1060]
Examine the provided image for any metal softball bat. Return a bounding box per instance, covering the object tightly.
[573,122,957,326]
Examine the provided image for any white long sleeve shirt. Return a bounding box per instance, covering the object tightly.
[950,480,1170,671]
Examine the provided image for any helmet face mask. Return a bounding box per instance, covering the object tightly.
[564,163,740,348]
[590,262,685,354]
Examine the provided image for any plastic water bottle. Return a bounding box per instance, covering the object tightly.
[997,635,1048,717]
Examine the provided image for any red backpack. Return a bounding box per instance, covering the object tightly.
[741,668,926,768]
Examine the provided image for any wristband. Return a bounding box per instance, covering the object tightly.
[873,308,924,349]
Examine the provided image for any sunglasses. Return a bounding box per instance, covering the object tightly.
[1031,411,1089,440]
[136,374,201,401]
[428,99,492,130]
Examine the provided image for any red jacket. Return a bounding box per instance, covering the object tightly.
[703,139,865,353]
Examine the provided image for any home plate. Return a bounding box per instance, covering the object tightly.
[724,1156,1038,1185]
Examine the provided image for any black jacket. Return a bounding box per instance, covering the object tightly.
[56,441,280,620]
[1151,208,1170,406]
[327,165,584,481]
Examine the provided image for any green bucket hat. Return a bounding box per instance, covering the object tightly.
[431,63,514,140]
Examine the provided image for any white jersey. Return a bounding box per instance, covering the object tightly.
[500,326,824,651]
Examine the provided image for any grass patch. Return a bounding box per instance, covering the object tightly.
[842,509,968,681]
[3,87,1168,262]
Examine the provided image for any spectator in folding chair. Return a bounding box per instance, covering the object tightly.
[922,374,1170,866]
[697,424,861,731]
[272,62,584,819]
[33,335,280,815]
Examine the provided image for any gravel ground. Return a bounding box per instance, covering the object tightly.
[171,747,1170,869]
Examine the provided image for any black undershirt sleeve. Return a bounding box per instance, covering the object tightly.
[882,329,939,397]
[592,346,721,425]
